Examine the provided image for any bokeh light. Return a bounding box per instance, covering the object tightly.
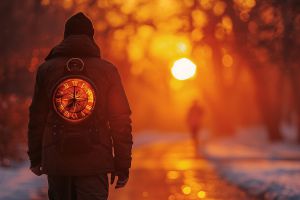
[181,185,192,195]
[222,54,234,67]
[167,170,180,180]
[197,191,206,198]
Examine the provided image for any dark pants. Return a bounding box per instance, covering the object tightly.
[48,174,109,200]
[190,126,200,151]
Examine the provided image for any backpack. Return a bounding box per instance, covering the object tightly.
[51,57,100,154]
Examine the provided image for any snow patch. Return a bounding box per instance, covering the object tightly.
[204,127,300,200]
[0,162,47,200]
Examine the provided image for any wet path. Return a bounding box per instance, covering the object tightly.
[109,140,257,200]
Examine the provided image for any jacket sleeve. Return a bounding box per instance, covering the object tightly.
[27,65,49,168]
[107,66,133,170]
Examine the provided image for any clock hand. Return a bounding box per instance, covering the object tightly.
[73,102,77,112]
[66,100,74,108]
[73,86,75,100]
[76,97,88,101]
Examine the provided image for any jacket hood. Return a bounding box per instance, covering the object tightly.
[64,12,94,39]
[45,35,101,60]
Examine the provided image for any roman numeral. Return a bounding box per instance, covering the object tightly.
[71,113,78,119]
[72,80,78,86]
[86,105,92,110]
[59,105,64,110]
[64,111,70,117]
[86,90,92,96]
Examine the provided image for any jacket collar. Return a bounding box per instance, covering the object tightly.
[45,35,101,60]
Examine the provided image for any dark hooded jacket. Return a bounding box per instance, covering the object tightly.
[27,35,132,175]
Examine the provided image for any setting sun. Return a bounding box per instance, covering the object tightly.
[171,58,197,80]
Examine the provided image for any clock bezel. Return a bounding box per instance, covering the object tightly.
[52,75,97,123]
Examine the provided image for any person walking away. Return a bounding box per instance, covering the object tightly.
[186,100,203,154]
[27,12,133,200]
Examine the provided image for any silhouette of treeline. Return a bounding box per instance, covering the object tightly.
[0,0,300,162]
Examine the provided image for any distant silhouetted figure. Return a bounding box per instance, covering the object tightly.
[186,100,204,153]
[27,12,132,200]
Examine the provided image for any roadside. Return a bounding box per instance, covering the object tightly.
[203,129,300,200]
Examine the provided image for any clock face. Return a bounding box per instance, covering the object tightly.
[53,78,96,122]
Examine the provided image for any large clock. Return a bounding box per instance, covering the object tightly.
[53,77,96,122]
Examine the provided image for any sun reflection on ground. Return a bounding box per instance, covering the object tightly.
[167,170,180,180]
